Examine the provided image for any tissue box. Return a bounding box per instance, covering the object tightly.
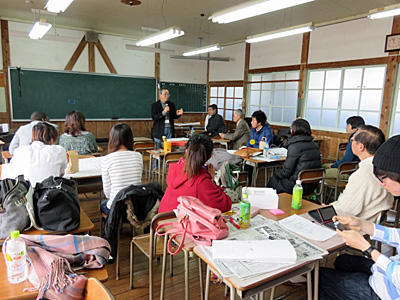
[242,187,279,209]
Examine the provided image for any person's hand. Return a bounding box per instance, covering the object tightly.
[326,164,332,169]
[332,215,362,231]
[336,229,371,252]
[219,133,225,139]
[164,106,170,113]
[177,109,183,115]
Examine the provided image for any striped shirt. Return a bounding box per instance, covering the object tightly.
[101,150,143,209]
[370,224,400,300]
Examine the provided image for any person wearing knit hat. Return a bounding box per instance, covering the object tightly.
[319,134,400,300]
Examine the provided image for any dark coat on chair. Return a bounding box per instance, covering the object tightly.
[267,135,321,195]
[103,182,164,258]
[151,100,181,139]
[206,113,226,137]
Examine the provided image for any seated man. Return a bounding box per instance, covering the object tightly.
[246,110,273,148]
[206,104,226,137]
[9,111,59,155]
[325,116,365,178]
[219,109,250,149]
[330,125,393,222]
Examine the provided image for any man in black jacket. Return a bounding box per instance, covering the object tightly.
[206,104,226,137]
[151,88,183,149]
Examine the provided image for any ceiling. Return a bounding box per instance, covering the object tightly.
[1,0,400,47]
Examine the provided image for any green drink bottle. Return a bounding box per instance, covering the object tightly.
[292,180,303,210]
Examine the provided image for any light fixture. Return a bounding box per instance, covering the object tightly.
[45,0,74,13]
[183,44,222,56]
[368,4,400,20]
[28,20,52,39]
[136,26,184,46]
[209,0,314,24]
[246,22,314,43]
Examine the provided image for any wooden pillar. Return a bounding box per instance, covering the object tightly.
[242,43,251,114]
[379,15,400,135]
[95,40,117,74]
[155,43,160,83]
[88,42,95,72]
[65,36,87,71]
[298,32,310,117]
[1,20,11,124]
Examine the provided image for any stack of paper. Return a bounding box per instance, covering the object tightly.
[242,187,278,209]
[268,148,288,156]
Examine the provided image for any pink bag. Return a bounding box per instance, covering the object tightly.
[156,196,229,255]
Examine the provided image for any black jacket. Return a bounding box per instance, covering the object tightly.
[267,135,321,195]
[206,113,226,137]
[103,182,164,259]
[151,100,181,139]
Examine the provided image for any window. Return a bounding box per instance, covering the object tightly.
[305,66,386,131]
[389,68,400,137]
[247,71,299,125]
[209,84,243,121]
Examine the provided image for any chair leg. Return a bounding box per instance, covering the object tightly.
[130,240,134,289]
[205,265,211,300]
[169,252,174,276]
[307,270,312,300]
[314,261,320,300]
[184,249,190,300]
[198,258,204,300]
[149,246,154,300]
[160,234,168,300]
[116,218,122,280]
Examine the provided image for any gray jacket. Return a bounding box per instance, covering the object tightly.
[224,119,250,149]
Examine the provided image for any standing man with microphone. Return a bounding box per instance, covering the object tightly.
[151,88,183,149]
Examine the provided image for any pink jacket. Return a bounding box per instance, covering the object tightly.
[158,159,232,213]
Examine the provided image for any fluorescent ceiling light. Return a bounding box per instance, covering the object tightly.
[126,44,175,54]
[210,0,314,24]
[136,26,184,47]
[368,4,400,20]
[246,22,314,43]
[28,21,52,39]
[45,0,74,13]
[183,44,222,56]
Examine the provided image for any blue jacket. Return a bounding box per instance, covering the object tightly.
[331,131,360,168]
[246,124,273,148]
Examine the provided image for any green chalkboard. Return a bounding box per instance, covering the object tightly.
[9,68,157,120]
[160,82,207,112]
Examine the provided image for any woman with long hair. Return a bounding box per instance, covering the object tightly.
[158,134,231,213]
[11,122,67,186]
[100,123,142,214]
[59,111,98,155]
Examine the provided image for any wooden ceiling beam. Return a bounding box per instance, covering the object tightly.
[95,40,117,74]
[65,36,87,71]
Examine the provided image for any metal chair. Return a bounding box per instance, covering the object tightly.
[336,142,348,161]
[324,161,358,203]
[130,211,175,300]
[1,150,12,164]
[298,168,325,204]
[84,277,115,300]
[161,151,184,188]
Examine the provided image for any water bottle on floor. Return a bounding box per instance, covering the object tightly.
[4,230,27,284]
[292,180,303,210]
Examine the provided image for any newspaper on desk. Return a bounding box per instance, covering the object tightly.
[200,214,328,279]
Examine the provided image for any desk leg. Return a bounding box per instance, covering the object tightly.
[148,154,153,181]
[307,270,312,300]
[229,284,236,300]
[314,260,319,300]
[160,235,168,300]
[253,164,258,187]
[184,249,190,300]
[198,258,204,300]
[269,287,275,300]
[205,265,211,300]
[158,156,161,183]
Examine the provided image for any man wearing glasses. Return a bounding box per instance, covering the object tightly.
[151,88,183,149]
[330,125,393,222]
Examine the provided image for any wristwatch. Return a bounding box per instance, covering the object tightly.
[363,245,377,259]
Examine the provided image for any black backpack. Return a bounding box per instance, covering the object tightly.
[33,176,80,232]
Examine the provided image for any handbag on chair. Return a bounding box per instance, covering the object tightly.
[156,196,229,255]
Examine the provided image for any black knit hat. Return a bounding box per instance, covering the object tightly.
[373,135,400,174]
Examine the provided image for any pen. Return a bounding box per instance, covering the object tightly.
[229,217,240,229]
[260,228,270,239]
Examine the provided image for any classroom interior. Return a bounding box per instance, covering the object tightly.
[1,0,400,299]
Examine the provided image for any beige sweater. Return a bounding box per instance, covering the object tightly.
[332,156,394,222]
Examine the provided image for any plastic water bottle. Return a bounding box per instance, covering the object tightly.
[4,230,27,284]
[190,127,194,135]
[263,142,269,157]
[292,180,303,210]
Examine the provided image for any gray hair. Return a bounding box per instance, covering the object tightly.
[234,109,244,119]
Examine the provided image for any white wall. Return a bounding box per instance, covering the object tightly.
[209,43,245,81]
[309,17,393,64]
[249,34,303,69]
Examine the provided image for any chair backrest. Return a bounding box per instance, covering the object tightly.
[164,151,184,164]
[298,168,325,198]
[336,142,348,161]
[338,161,358,176]
[84,277,115,300]
[237,171,249,187]
[134,141,155,151]
[374,209,389,225]
[150,211,176,259]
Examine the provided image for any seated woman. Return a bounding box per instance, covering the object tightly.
[100,123,143,215]
[158,134,232,213]
[59,111,98,155]
[11,122,67,186]
[267,119,321,195]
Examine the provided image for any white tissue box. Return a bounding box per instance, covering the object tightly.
[242,187,279,209]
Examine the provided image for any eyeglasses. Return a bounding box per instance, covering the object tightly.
[375,174,388,183]
[162,93,170,97]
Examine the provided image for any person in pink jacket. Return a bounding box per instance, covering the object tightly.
[158,134,232,213]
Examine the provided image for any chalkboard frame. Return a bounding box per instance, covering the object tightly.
[159,81,207,113]
[8,67,158,121]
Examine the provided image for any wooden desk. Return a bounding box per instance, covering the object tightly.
[211,136,231,149]
[0,256,108,300]
[135,136,153,143]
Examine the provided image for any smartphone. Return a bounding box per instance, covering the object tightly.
[317,206,337,223]
[334,221,349,231]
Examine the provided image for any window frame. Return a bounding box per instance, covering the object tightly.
[209,81,244,121]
